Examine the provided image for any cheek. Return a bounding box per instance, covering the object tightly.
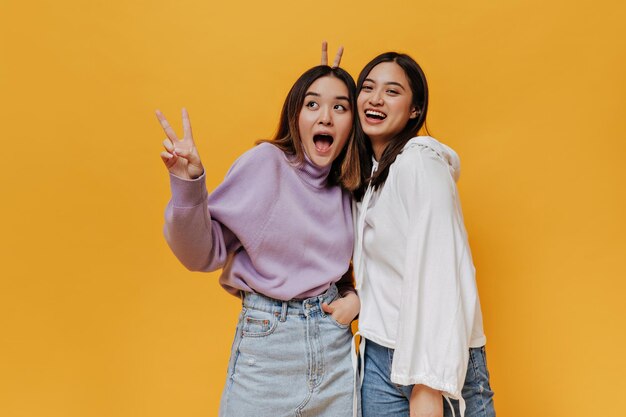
[356,97,366,113]
[297,113,304,132]
[356,101,366,118]
[395,99,413,118]
[298,112,314,133]
[338,117,353,141]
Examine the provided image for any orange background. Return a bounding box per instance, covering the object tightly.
[1,0,625,416]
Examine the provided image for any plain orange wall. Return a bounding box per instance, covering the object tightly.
[1,0,625,416]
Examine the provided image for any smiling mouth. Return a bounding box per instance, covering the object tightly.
[365,109,387,120]
[313,134,334,152]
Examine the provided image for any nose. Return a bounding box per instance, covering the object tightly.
[318,106,332,126]
[369,90,383,106]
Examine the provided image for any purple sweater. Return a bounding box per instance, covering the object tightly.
[164,142,355,300]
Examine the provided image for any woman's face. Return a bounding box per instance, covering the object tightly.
[357,61,417,145]
[298,75,353,168]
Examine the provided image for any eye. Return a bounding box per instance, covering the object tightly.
[361,84,373,92]
[334,104,349,112]
[305,101,319,109]
[386,89,399,95]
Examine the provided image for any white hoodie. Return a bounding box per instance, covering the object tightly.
[353,136,486,404]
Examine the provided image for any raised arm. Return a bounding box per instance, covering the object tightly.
[157,109,231,272]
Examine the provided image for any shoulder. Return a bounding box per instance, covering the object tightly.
[227,142,287,177]
[234,142,286,167]
[210,143,286,209]
[392,137,461,210]
[395,136,461,182]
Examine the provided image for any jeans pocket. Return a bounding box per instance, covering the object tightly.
[242,309,279,337]
[325,313,351,329]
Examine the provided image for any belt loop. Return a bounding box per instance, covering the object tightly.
[317,295,325,317]
[280,301,288,322]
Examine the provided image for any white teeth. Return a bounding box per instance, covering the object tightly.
[365,110,386,118]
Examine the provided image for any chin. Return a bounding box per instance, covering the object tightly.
[311,155,333,168]
[361,125,382,137]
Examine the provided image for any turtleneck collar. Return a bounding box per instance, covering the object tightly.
[292,151,332,189]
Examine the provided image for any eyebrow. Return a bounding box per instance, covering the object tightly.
[363,78,406,91]
[305,91,350,101]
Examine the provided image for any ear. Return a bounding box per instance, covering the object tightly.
[409,107,419,119]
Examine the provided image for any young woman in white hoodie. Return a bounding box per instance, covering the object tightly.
[343,51,496,417]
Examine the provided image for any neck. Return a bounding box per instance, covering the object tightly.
[295,151,332,189]
[371,137,390,161]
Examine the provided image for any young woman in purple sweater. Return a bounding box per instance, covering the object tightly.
[156,65,362,416]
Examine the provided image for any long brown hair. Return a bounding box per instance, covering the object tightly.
[258,65,361,191]
[354,53,429,200]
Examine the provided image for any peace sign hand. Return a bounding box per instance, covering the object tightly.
[156,108,204,180]
[321,41,343,68]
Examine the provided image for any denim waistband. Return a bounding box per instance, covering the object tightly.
[242,284,339,320]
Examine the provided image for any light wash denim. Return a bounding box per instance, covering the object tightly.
[361,339,495,417]
[219,284,360,417]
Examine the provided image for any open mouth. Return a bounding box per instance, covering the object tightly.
[313,134,334,152]
[365,109,387,121]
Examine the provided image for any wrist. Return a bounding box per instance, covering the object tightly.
[339,287,357,297]
[411,384,442,396]
[189,166,205,180]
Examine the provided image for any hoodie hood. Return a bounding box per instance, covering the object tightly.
[404,136,461,182]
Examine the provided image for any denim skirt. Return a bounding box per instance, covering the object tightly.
[219,284,359,417]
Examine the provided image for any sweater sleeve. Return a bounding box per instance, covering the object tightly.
[389,144,479,400]
[163,143,282,272]
[163,171,235,272]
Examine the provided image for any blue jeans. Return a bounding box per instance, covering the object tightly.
[361,339,495,417]
[219,284,360,417]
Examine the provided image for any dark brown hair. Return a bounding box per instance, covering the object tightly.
[258,65,361,191]
[354,53,429,200]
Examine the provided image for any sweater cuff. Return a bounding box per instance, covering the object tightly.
[169,171,208,207]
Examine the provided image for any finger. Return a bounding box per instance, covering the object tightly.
[175,148,203,169]
[321,40,328,65]
[160,151,177,168]
[163,138,174,152]
[173,147,196,162]
[321,302,335,314]
[173,147,189,158]
[155,109,179,142]
[332,45,344,68]
[174,148,189,159]
[182,107,193,140]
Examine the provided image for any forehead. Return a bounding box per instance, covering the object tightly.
[307,76,349,96]
[366,61,409,85]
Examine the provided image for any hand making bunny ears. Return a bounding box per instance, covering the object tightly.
[320,41,344,68]
[155,108,205,180]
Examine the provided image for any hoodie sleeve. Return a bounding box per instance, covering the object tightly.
[389,140,479,400]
